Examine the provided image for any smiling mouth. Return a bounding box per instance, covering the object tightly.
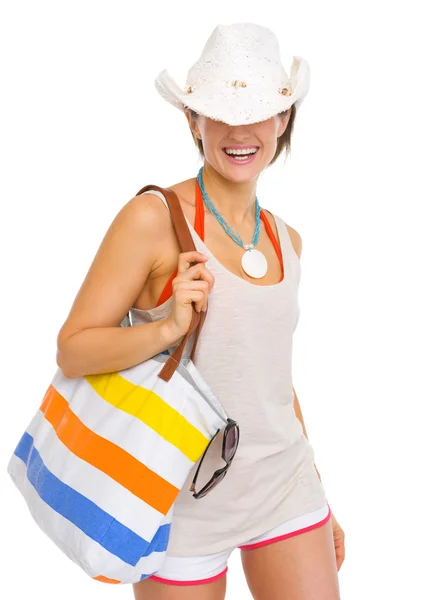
[222,147,259,161]
[223,147,258,154]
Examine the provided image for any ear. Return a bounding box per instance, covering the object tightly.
[184,108,201,139]
[277,109,291,137]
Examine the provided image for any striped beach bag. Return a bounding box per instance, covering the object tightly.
[7,184,232,585]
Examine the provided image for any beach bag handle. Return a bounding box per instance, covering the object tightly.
[134,184,206,383]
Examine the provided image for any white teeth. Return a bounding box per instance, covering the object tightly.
[224,148,257,155]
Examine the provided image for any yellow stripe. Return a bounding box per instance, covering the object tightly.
[84,372,209,462]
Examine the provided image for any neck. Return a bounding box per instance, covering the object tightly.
[200,162,258,226]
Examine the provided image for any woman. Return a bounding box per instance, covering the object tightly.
[57,22,344,600]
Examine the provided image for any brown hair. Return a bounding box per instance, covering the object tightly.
[184,103,297,167]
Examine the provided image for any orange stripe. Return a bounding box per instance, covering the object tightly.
[40,385,179,514]
[93,575,121,584]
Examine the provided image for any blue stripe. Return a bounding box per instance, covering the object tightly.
[14,431,171,566]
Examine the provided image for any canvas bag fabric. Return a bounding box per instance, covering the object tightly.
[7,184,230,585]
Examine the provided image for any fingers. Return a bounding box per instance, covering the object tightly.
[177,250,209,274]
[174,251,215,313]
[172,280,212,313]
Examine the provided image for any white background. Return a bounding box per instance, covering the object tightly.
[1,1,421,598]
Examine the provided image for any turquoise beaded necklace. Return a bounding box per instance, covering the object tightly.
[196,166,269,278]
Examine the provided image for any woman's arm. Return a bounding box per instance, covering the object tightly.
[57,319,182,379]
[56,194,183,379]
[293,386,323,483]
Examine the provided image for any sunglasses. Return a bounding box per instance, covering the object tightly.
[190,418,239,499]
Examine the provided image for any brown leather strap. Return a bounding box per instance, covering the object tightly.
[134,184,207,382]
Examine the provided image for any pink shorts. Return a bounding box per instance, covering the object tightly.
[147,502,331,586]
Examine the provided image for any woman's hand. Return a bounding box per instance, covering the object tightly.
[165,250,214,343]
[330,510,345,571]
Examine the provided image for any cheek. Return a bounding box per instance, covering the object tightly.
[202,136,223,158]
[254,126,278,150]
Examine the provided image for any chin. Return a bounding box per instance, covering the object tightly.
[209,160,260,182]
[222,168,261,183]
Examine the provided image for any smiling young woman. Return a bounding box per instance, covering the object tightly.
[56,21,342,600]
[186,103,296,168]
[130,23,342,600]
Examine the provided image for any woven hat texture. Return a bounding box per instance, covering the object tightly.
[155,22,310,126]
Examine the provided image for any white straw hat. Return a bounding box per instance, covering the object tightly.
[154,23,310,126]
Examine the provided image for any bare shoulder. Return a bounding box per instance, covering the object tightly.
[93,189,177,273]
[124,191,171,229]
[56,190,175,347]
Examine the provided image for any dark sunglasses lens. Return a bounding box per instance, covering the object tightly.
[224,425,239,462]
[197,470,227,498]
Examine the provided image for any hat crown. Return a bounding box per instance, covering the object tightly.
[154,22,310,126]
[186,23,289,88]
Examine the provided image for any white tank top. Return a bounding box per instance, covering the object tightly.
[129,190,327,556]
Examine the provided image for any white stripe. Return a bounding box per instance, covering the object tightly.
[8,455,170,583]
[51,373,195,489]
[24,410,172,542]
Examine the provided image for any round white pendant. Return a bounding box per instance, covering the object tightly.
[241,249,268,278]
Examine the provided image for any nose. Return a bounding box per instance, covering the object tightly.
[226,124,254,142]
[228,124,251,133]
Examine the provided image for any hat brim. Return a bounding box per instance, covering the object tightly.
[154,56,310,126]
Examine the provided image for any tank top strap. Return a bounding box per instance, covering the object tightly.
[260,210,283,275]
[139,187,203,234]
[271,214,301,285]
[194,182,205,240]
[138,189,203,307]
[141,189,170,212]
